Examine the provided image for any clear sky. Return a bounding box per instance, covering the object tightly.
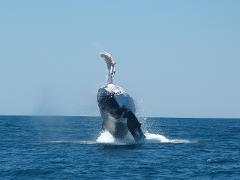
[0,1,239,118]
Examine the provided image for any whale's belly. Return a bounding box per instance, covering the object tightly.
[102,114,129,139]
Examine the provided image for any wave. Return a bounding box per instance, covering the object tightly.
[43,140,97,145]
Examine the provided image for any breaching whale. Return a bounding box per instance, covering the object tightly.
[97,52,145,142]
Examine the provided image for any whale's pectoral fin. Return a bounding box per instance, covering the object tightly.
[100,52,116,85]
[123,110,145,142]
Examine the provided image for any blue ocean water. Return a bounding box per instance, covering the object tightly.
[0,116,239,180]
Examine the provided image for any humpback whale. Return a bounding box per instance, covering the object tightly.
[97,52,145,143]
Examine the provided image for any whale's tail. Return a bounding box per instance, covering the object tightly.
[100,52,116,85]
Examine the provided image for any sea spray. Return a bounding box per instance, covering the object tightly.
[96,130,192,145]
[144,132,191,144]
[96,131,115,144]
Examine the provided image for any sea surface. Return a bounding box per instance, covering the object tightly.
[0,116,239,180]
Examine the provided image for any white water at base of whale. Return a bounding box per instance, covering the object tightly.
[144,132,192,144]
[44,131,192,145]
[96,131,192,144]
[96,131,115,144]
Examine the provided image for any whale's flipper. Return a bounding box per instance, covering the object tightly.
[100,52,114,70]
[123,109,145,142]
[100,52,116,85]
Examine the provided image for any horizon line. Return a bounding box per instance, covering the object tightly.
[0,114,239,120]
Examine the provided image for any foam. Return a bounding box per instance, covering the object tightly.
[145,132,191,144]
[96,131,115,144]
[96,131,192,145]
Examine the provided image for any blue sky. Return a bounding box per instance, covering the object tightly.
[0,1,239,118]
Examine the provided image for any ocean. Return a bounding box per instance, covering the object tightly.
[0,116,239,179]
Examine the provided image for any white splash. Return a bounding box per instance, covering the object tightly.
[145,132,191,144]
[96,131,192,145]
[96,131,137,145]
[96,131,115,144]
